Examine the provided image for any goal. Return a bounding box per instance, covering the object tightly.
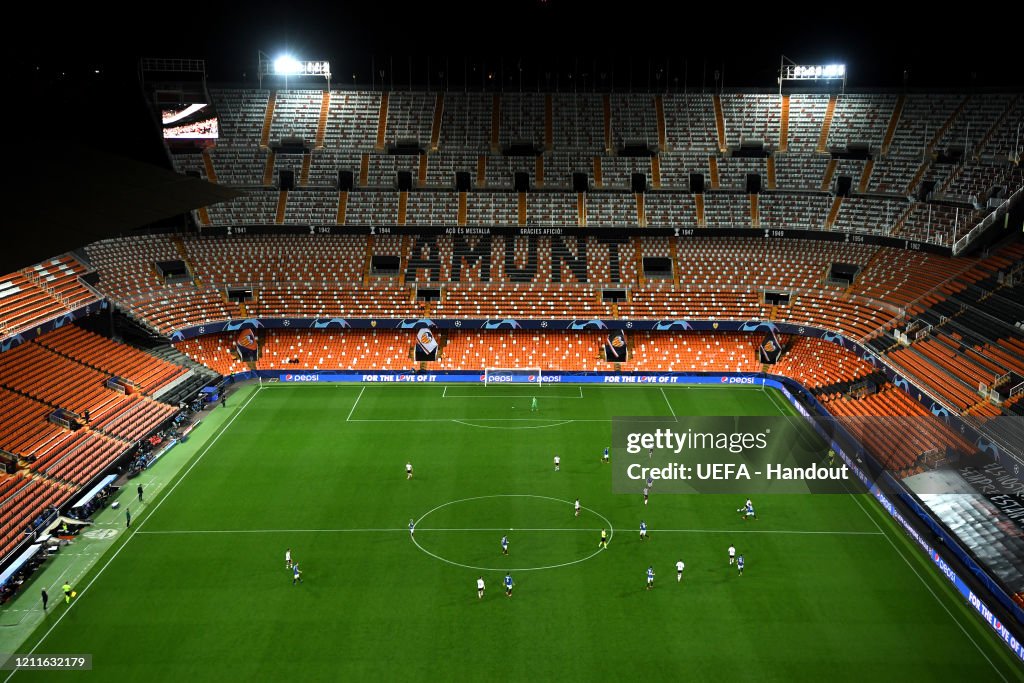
[483,368,545,386]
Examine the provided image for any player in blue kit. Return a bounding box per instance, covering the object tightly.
[602,447,610,464]
[737,555,745,576]
[737,498,756,520]
[504,573,514,597]
[646,566,655,590]
[501,535,509,555]
[639,520,648,541]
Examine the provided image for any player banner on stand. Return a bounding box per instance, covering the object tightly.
[758,329,783,364]
[235,328,259,361]
[415,328,439,361]
[604,329,628,363]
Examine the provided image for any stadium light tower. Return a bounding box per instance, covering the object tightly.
[778,55,846,94]
[258,51,331,90]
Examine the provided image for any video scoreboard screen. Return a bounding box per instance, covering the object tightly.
[161,103,219,140]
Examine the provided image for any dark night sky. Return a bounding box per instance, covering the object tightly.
[14,1,1024,90]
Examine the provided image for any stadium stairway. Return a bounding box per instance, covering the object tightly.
[314,92,331,149]
[259,91,276,148]
[858,160,874,192]
[376,93,389,151]
[778,95,790,152]
[337,190,348,225]
[491,94,501,153]
[816,95,837,153]
[880,95,904,156]
[713,95,727,152]
[431,94,444,152]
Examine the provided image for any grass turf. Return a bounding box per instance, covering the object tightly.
[9,384,1022,681]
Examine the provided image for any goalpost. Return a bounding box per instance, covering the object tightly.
[483,368,545,386]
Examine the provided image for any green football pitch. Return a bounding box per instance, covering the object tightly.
[7,383,1021,681]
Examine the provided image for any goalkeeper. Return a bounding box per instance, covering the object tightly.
[531,396,538,412]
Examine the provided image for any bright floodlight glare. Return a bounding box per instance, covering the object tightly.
[274,56,302,75]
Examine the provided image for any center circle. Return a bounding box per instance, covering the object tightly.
[411,494,615,572]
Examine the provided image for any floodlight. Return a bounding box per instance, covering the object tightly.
[780,61,847,83]
[274,56,302,75]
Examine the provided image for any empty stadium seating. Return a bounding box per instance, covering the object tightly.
[174,329,878,389]
[163,88,1024,248]
[0,257,100,338]
[823,386,974,473]
[0,323,191,563]
[83,232,1016,347]
[34,325,187,395]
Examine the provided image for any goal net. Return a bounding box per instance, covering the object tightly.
[483,368,544,385]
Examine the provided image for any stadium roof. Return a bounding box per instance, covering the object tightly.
[6,143,241,274]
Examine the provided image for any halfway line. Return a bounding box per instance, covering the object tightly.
[134,527,883,536]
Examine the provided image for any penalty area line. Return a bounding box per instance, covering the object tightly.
[345,386,366,422]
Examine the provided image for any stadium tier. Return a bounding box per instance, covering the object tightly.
[0,256,100,338]
[174,88,1024,248]
[80,232,994,335]
[75,228,1024,427]
[175,329,878,391]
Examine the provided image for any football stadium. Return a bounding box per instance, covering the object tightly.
[2,8,1024,680]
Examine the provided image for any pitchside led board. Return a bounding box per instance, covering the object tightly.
[415,328,439,361]
[604,330,628,363]
[161,103,219,140]
[758,329,783,364]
